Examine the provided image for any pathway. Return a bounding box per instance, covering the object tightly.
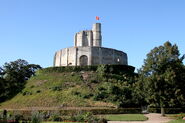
[108,113,172,123]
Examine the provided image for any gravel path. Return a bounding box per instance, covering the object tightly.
[108,113,172,123]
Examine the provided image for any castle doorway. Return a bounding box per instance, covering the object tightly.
[80,55,88,66]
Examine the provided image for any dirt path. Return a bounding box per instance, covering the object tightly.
[108,113,172,123]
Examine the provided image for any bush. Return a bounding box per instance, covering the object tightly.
[22,91,32,96]
[175,113,185,120]
[36,90,41,93]
[31,111,42,123]
[68,112,98,122]
[82,93,93,99]
[49,114,62,121]
[98,118,108,123]
[68,113,84,122]
[93,91,108,101]
[51,86,62,91]
[148,108,183,114]
[14,114,24,122]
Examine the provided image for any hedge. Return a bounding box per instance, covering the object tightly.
[58,108,142,115]
[39,65,135,75]
[1,108,142,118]
[148,108,184,114]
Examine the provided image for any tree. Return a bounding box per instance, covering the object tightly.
[0,59,41,102]
[0,67,7,102]
[139,41,185,116]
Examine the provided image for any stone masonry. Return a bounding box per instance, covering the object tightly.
[54,23,128,66]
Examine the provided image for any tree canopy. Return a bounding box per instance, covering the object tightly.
[138,41,185,115]
[0,59,41,102]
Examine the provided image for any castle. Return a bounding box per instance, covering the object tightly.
[54,23,128,66]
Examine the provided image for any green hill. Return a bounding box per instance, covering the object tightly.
[0,65,136,109]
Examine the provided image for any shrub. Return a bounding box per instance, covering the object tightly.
[36,90,41,93]
[98,118,108,123]
[22,91,32,96]
[51,86,62,91]
[49,114,62,121]
[68,112,97,122]
[69,113,84,122]
[14,114,24,122]
[31,111,42,123]
[148,108,183,114]
[30,85,35,88]
[82,93,94,99]
[93,91,108,101]
[72,91,81,96]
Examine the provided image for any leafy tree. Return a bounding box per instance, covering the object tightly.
[0,67,7,102]
[138,41,185,116]
[0,59,41,102]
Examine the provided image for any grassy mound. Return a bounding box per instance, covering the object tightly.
[0,65,136,109]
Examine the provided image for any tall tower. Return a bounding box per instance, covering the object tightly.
[92,23,102,47]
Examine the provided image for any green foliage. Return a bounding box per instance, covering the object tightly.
[22,91,32,96]
[0,59,41,102]
[97,118,108,123]
[51,86,62,91]
[0,64,139,108]
[68,112,99,122]
[40,65,135,75]
[138,41,185,112]
[168,113,185,123]
[93,82,139,108]
[41,66,98,73]
[49,113,62,121]
[102,114,148,121]
[148,108,183,114]
[31,111,43,123]
[168,119,185,123]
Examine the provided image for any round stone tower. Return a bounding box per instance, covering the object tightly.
[92,23,102,47]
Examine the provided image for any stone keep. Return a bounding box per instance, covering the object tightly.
[54,23,128,66]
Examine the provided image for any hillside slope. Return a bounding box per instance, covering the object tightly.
[0,65,136,109]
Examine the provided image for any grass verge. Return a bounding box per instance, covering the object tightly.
[168,119,185,123]
[167,113,185,123]
[43,122,84,123]
[99,114,148,121]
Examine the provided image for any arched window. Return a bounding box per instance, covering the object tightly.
[80,55,88,66]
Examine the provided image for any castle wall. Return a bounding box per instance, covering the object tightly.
[91,47,127,65]
[67,47,77,66]
[54,50,61,66]
[101,48,114,64]
[76,47,91,66]
[91,47,100,65]
[54,23,128,67]
[60,48,67,66]
[54,47,128,67]
[114,50,128,65]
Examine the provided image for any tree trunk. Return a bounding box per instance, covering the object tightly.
[161,107,165,116]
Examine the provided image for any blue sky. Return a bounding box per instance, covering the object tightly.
[0,0,184,70]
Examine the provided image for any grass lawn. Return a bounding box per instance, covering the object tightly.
[99,114,148,121]
[43,122,84,123]
[167,113,185,123]
[168,119,185,123]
